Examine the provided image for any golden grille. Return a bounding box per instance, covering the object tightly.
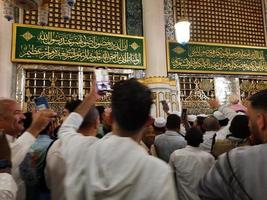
[23,0,123,34]
[179,76,215,101]
[239,78,267,101]
[174,0,266,46]
[25,70,79,101]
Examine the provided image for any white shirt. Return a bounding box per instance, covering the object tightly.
[215,126,231,141]
[58,112,98,200]
[9,132,36,200]
[169,146,215,200]
[199,131,217,152]
[0,173,17,200]
[45,140,66,200]
[84,134,177,200]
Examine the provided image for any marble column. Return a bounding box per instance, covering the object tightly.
[0,1,16,98]
[142,0,180,117]
[143,0,167,77]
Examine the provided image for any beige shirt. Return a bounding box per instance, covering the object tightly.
[58,112,98,200]
[0,173,17,200]
[45,140,66,200]
[169,146,215,200]
[8,132,36,200]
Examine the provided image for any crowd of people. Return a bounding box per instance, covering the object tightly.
[1,78,267,200]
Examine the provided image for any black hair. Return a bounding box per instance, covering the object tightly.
[96,106,105,122]
[23,112,50,136]
[64,99,82,112]
[249,89,267,112]
[166,114,181,130]
[79,106,99,129]
[219,118,229,127]
[23,112,32,130]
[111,79,152,133]
[203,116,220,132]
[152,125,166,135]
[196,116,206,134]
[185,127,203,147]
[229,115,250,139]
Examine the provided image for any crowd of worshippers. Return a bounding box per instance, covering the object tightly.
[0,79,267,200]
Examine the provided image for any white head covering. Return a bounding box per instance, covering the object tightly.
[170,111,181,117]
[153,117,167,128]
[187,114,197,122]
[197,114,208,118]
[213,111,227,121]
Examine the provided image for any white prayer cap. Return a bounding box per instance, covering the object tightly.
[197,114,208,118]
[170,111,181,117]
[153,117,166,128]
[236,111,246,116]
[213,111,226,121]
[187,114,197,122]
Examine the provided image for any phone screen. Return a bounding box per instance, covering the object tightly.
[181,108,187,120]
[95,69,111,92]
[34,96,49,110]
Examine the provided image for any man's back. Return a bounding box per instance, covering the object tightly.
[84,134,177,200]
[45,139,66,200]
[155,130,187,162]
[170,146,214,200]
[199,144,267,200]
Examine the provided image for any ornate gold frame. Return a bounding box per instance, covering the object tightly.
[11,23,147,70]
[166,41,267,76]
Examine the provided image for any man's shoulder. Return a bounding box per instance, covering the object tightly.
[145,155,172,172]
[228,144,267,161]
[216,144,267,171]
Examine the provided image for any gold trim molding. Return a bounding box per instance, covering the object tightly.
[139,76,176,86]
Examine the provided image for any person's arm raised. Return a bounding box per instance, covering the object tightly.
[26,109,57,137]
[74,80,100,117]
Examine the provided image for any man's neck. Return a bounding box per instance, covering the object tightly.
[112,123,142,142]
[78,128,97,137]
[167,128,179,133]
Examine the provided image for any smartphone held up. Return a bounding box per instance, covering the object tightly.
[181,108,187,121]
[34,96,49,110]
[94,68,112,94]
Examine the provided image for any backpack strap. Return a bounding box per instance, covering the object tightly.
[226,152,253,200]
[210,133,217,154]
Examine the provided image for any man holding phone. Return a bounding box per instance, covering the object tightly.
[0,98,57,200]
[58,79,177,200]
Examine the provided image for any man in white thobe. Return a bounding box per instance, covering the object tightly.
[169,127,215,200]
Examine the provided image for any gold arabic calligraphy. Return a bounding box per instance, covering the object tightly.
[188,46,265,61]
[19,45,142,65]
[17,30,143,66]
[171,58,267,72]
[37,31,129,51]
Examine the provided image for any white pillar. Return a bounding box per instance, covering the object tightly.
[143,0,167,77]
[0,1,15,98]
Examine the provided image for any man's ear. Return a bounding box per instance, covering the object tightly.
[256,113,267,132]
